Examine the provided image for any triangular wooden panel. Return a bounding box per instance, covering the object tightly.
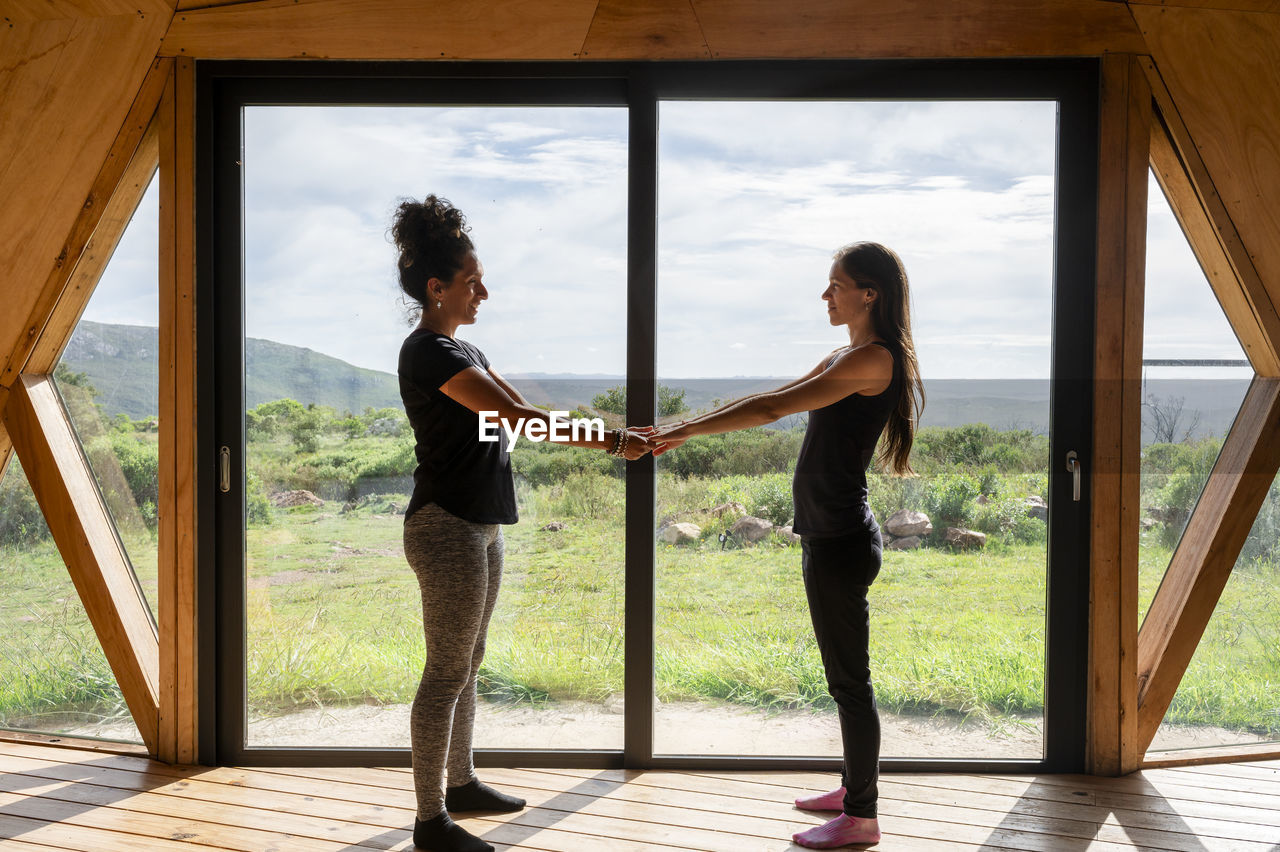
[0,10,174,389]
[581,0,711,59]
[1132,6,1280,368]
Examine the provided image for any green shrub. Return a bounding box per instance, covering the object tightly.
[924,474,981,527]
[0,463,49,547]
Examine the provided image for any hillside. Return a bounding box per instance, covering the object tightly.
[60,322,1249,441]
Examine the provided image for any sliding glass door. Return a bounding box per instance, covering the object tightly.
[203,60,1098,769]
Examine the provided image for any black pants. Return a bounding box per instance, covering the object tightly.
[801,526,882,819]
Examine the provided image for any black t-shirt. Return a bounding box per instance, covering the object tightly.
[398,329,517,525]
[791,340,901,538]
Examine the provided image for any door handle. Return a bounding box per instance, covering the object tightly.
[1065,450,1080,502]
[220,446,231,493]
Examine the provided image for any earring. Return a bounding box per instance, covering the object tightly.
[436,300,442,309]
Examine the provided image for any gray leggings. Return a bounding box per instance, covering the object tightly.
[403,502,504,820]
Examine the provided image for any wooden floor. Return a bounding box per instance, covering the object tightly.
[0,741,1277,850]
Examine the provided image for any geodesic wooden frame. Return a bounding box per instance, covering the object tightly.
[2,0,1278,773]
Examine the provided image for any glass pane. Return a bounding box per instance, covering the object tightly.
[0,457,143,743]
[656,100,1057,758]
[1139,170,1251,630]
[1140,171,1267,754]
[1151,510,1280,753]
[243,106,627,749]
[55,174,161,624]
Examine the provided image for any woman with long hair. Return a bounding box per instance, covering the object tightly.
[648,242,924,848]
[393,195,655,852]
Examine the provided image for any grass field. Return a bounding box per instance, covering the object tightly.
[3,479,1277,746]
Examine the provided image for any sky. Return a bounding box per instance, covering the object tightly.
[87,102,1249,382]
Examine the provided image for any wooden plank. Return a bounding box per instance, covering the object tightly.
[0,813,216,852]
[580,0,711,59]
[1088,53,1148,777]
[1146,744,1280,769]
[1128,1,1280,12]
[0,729,149,758]
[2,0,172,21]
[0,14,173,386]
[158,0,1149,59]
[160,0,600,59]
[1135,378,1280,752]
[1143,56,1280,376]
[157,57,199,766]
[1,375,160,755]
[176,0,255,9]
[0,410,12,483]
[688,0,1148,58]
[1133,6,1280,375]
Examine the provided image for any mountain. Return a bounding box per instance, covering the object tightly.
[60,321,402,418]
[60,322,1249,441]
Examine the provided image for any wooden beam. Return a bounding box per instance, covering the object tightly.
[0,394,11,484]
[157,59,200,766]
[1088,54,1148,777]
[1142,58,1280,376]
[1135,377,1280,753]
[2,374,160,756]
[580,0,712,59]
[0,13,174,385]
[160,0,600,59]
[688,0,1148,59]
[2,55,169,381]
[1127,1,1280,13]
[3,0,172,20]
[159,0,1148,59]
[1132,6,1280,374]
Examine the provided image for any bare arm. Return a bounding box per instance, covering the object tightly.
[440,366,654,459]
[672,349,839,429]
[650,345,891,453]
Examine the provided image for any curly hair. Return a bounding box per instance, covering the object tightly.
[390,195,475,311]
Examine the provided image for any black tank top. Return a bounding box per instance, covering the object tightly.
[791,340,901,538]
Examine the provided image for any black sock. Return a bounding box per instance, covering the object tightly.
[445,778,526,813]
[412,813,493,852]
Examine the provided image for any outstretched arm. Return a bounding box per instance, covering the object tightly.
[650,345,891,454]
[441,366,656,459]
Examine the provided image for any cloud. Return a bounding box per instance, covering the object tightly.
[82,101,1244,391]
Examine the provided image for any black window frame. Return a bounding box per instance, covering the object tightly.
[197,58,1098,772]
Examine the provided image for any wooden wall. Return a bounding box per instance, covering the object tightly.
[3,0,1279,771]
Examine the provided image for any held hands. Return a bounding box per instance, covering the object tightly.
[608,428,665,460]
[631,422,689,457]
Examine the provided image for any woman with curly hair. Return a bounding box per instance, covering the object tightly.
[392,195,655,852]
[648,242,924,849]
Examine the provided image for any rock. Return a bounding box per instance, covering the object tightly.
[366,417,404,437]
[731,515,774,543]
[976,493,990,505]
[886,535,922,551]
[540,521,568,532]
[1023,495,1048,520]
[1140,517,1158,531]
[885,509,933,538]
[709,501,747,519]
[658,522,702,545]
[270,489,324,508]
[944,527,987,549]
[776,525,800,544]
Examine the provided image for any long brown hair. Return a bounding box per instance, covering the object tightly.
[834,241,925,476]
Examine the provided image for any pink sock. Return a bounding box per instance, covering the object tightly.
[792,813,881,848]
[794,786,846,810]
